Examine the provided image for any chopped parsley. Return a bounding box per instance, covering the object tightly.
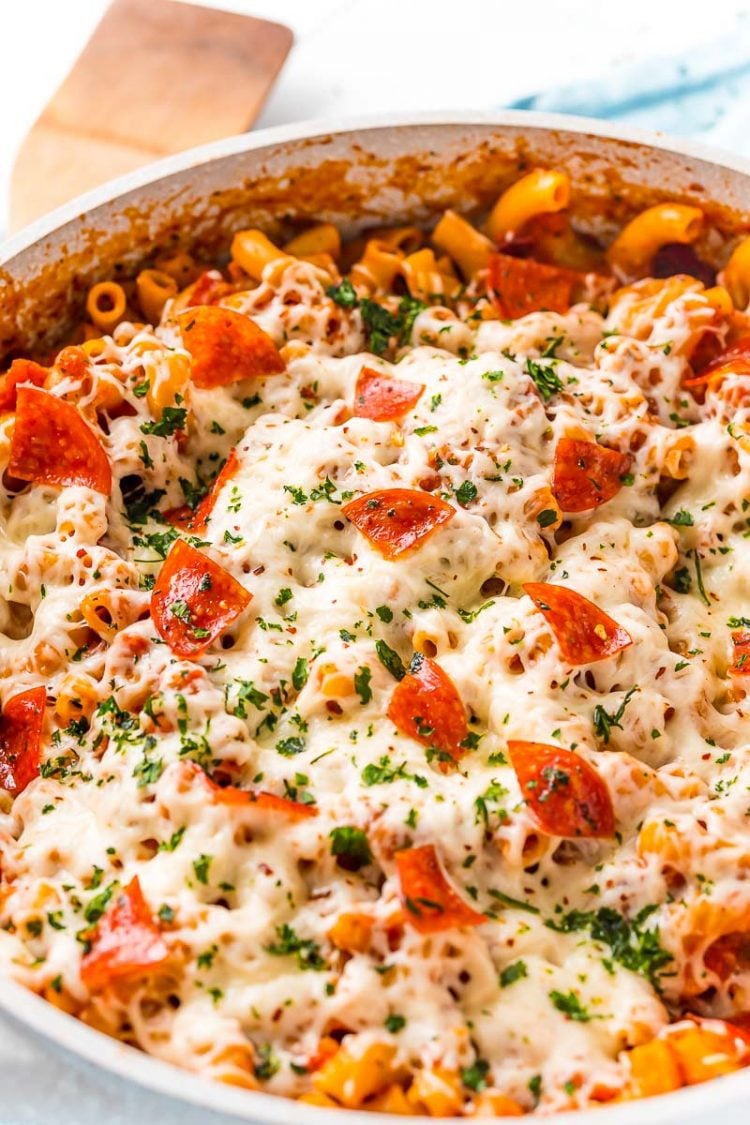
[460,1058,490,1092]
[537,508,557,528]
[549,990,596,1022]
[375,639,406,681]
[668,509,694,527]
[547,905,672,986]
[455,480,478,506]
[354,665,373,704]
[193,854,212,885]
[140,406,187,438]
[329,826,373,871]
[592,686,637,744]
[499,960,527,988]
[361,755,427,788]
[254,1043,281,1081]
[326,278,359,309]
[276,736,306,757]
[266,923,326,970]
[524,357,563,401]
[292,657,309,692]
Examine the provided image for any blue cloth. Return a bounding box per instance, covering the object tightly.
[508,30,750,155]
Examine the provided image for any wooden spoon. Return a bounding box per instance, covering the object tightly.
[10,0,292,231]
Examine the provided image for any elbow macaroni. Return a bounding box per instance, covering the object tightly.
[486,168,571,241]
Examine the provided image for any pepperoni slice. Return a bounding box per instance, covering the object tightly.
[8,386,112,494]
[0,359,48,412]
[353,366,424,421]
[54,346,90,381]
[0,686,46,796]
[80,876,169,992]
[488,252,576,319]
[165,449,240,533]
[187,270,232,308]
[524,582,632,665]
[395,844,486,933]
[730,631,750,675]
[387,654,468,763]
[182,760,317,820]
[508,740,615,838]
[150,538,251,658]
[685,336,750,389]
[705,932,750,980]
[178,306,285,389]
[552,438,632,513]
[342,488,455,559]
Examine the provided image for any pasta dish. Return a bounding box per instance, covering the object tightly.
[3,167,750,1115]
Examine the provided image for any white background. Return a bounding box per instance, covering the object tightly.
[1,0,749,233]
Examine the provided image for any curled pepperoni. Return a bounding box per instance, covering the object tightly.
[178,306,285,389]
[353,366,424,421]
[0,359,47,412]
[730,631,750,675]
[552,438,631,513]
[9,386,112,494]
[524,582,632,665]
[395,844,486,933]
[0,686,46,796]
[508,740,615,838]
[488,252,575,319]
[165,449,240,533]
[705,932,750,981]
[80,877,169,992]
[342,488,455,559]
[685,336,750,389]
[387,654,468,763]
[150,538,251,658]
[187,270,232,308]
[182,760,317,820]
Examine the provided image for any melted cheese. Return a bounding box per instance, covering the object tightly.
[1,260,750,1112]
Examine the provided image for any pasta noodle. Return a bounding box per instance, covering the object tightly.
[486,168,571,241]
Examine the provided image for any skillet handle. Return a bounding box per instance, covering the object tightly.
[9,0,292,232]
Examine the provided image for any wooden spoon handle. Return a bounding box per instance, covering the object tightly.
[10,0,292,231]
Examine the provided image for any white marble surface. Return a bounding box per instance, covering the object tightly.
[1,0,750,1121]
